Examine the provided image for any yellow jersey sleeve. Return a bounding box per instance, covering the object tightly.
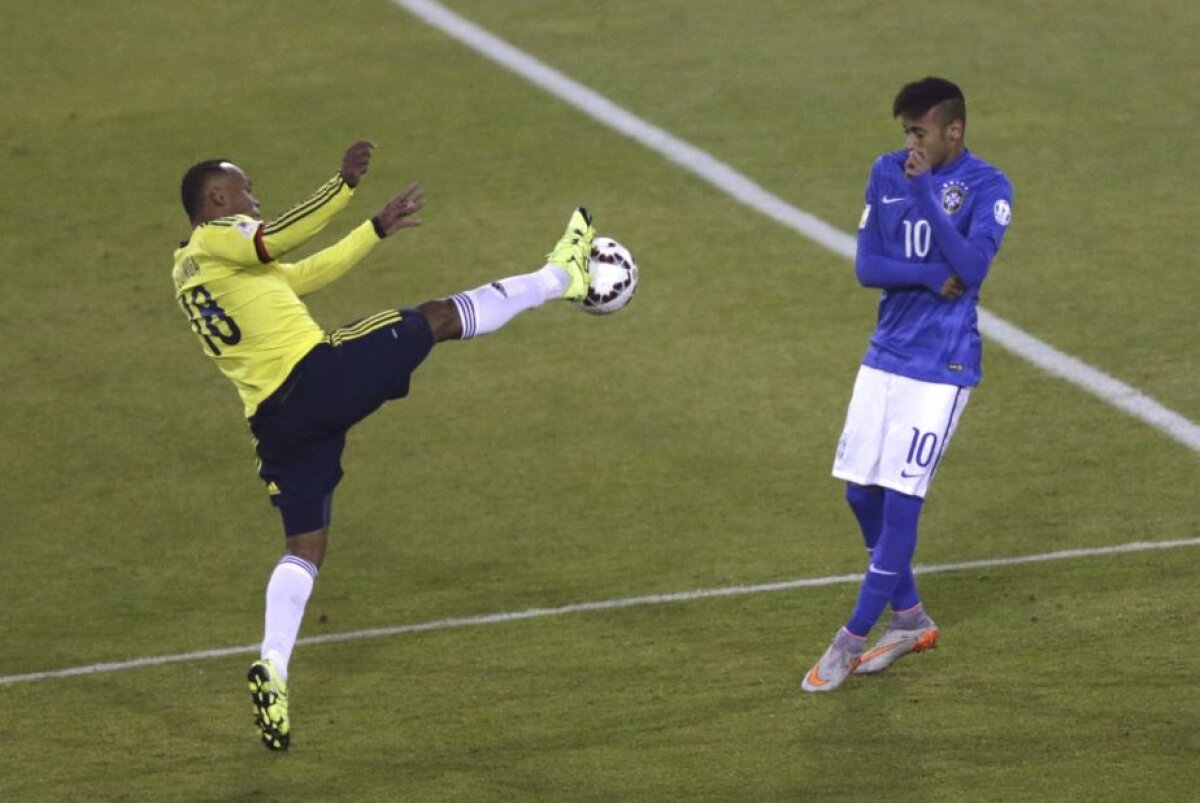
[201,175,355,266]
[277,220,381,296]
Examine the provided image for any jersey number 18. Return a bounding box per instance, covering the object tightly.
[179,285,241,356]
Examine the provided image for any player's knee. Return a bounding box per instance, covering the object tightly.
[846,482,881,498]
[417,299,462,343]
[285,527,329,568]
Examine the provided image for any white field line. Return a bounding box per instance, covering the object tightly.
[395,0,1200,453]
[2,536,1198,687]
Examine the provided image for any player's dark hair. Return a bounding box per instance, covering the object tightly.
[180,159,234,221]
[892,77,966,127]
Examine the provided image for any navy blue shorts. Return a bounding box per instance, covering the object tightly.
[249,309,434,536]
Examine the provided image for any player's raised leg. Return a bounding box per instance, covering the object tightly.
[422,208,595,341]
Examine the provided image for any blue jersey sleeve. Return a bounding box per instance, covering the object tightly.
[855,158,953,293]
[967,173,1014,263]
[912,170,1013,288]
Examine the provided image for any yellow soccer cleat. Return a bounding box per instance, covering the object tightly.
[546,207,596,301]
[248,659,290,751]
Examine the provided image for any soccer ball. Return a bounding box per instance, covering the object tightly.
[580,237,639,315]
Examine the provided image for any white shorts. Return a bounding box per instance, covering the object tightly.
[831,365,971,498]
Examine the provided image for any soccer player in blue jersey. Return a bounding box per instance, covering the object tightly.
[802,78,1014,692]
[173,140,598,747]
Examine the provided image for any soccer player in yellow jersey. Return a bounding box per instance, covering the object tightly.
[172,140,597,751]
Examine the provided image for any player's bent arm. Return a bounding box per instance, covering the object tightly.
[259,175,357,261]
[910,172,994,288]
[203,175,355,267]
[277,219,381,296]
[855,227,953,293]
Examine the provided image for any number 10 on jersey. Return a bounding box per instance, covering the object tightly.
[902,219,932,259]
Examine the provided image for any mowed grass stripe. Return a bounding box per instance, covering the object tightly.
[2,536,1197,687]
[395,0,1200,453]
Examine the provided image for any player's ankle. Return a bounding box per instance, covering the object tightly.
[892,604,932,630]
[835,627,867,653]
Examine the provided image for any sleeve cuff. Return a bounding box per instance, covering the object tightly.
[253,225,272,263]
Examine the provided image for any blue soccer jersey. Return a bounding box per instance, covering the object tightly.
[854,148,1013,386]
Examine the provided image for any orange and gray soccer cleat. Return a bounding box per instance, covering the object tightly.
[801,633,864,693]
[854,621,940,675]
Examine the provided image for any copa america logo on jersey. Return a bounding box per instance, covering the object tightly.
[994,199,1012,225]
[940,180,968,214]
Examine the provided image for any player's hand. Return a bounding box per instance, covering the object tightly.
[372,182,425,237]
[340,139,375,188]
[939,274,966,300]
[904,149,931,179]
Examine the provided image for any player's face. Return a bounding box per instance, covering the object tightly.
[214,164,262,219]
[900,109,962,169]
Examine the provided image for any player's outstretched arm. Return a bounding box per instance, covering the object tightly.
[278,181,425,297]
[253,140,375,263]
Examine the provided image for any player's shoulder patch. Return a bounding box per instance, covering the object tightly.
[199,215,259,240]
[993,199,1012,226]
[979,168,1014,227]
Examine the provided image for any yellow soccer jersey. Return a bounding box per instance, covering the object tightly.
[172,175,381,416]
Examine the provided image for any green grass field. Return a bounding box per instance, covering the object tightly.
[2,0,1197,799]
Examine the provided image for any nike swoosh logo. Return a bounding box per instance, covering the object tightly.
[900,470,926,478]
[881,195,907,204]
[805,659,861,688]
[868,564,898,576]
[859,643,902,663]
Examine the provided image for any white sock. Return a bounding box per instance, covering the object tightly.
[450,265,569,339]
[261,555,318,681]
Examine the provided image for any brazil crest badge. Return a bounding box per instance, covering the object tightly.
[941,181,968,214]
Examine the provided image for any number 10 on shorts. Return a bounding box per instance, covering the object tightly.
[906,427,939,470]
